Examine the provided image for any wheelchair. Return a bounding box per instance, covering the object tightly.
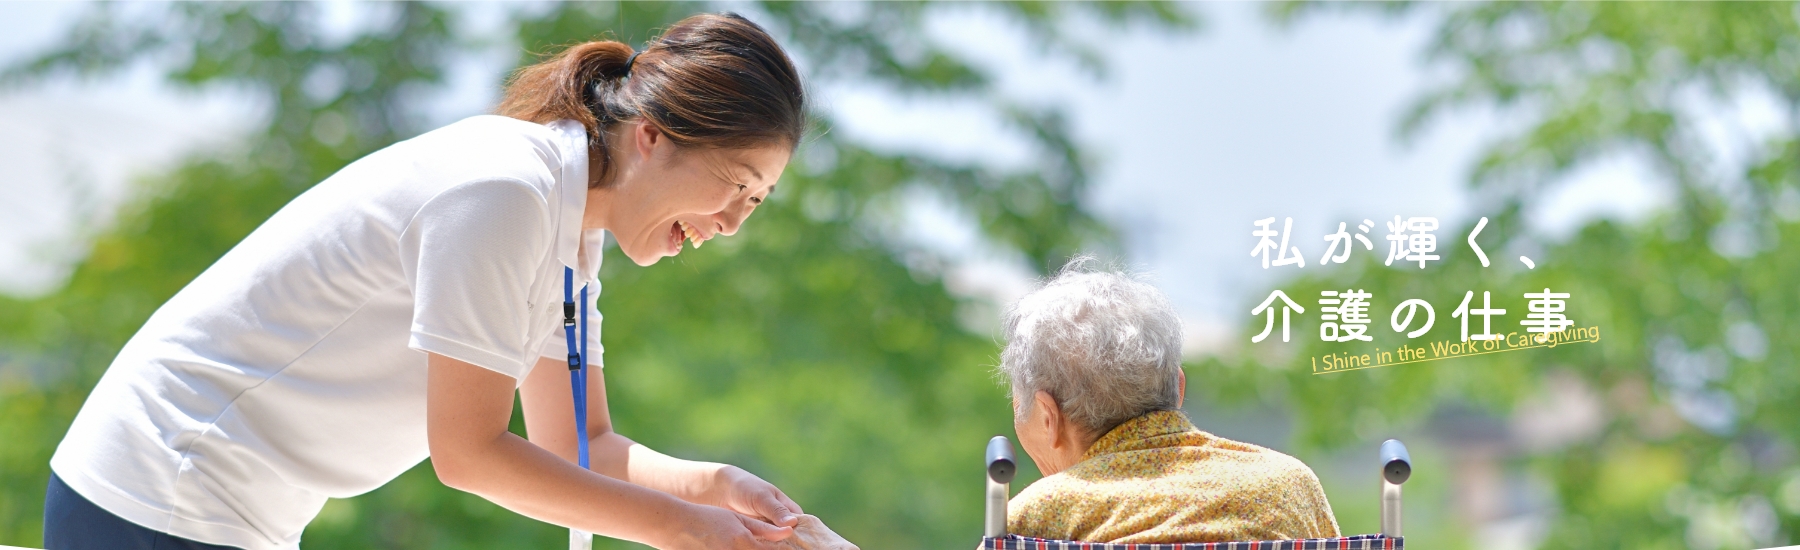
[978,437,1411,549]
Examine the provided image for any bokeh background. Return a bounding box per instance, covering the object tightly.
[2,2,1798,549]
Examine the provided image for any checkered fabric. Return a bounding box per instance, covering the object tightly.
[977,534,1401,550]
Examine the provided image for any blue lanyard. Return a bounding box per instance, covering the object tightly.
[562,267,589,470]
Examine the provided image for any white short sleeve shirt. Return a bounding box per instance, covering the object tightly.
[50,116,605,550]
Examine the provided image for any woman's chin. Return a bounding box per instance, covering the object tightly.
[618,246,663,267]
[628,253,662,267]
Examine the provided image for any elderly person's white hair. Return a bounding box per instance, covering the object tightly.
[997,255,1184,434]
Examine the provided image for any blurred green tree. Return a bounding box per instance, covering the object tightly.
[0,2,1194,549]
[1191,3,1800,549]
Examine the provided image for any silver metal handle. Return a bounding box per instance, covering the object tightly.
[1378,439,1411,538]
[1380,479,1403,538]
[985,477,1010,538]
[984,436,1016,537]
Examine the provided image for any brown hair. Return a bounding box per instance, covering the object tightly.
[497,12,807,187]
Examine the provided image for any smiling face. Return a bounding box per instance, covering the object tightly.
[585,121,790,266]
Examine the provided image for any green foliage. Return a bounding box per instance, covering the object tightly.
[1195,2,1800,548]
[0,2,1191,548]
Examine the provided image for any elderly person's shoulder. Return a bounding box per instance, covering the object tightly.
[1107,417,1324,490]
[1009,410,1339,544]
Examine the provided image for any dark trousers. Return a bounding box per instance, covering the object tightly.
[43,473,243,550]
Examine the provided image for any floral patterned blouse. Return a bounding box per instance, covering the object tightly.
[1007,410,1341,544]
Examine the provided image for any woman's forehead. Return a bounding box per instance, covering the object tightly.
[698,145,788,187]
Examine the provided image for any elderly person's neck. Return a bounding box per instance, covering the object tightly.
[1014,390,1102,475]
[1014,371,1187,476]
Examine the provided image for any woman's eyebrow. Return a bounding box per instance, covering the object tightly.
[738,162,764,183]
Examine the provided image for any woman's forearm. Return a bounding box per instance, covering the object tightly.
[517,357,739,510]
[441,428,694,546]
[589,430,733,507]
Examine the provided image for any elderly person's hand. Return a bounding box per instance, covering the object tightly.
[777,515,859,550]
[659,504,796,550]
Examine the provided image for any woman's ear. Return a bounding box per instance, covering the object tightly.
[630,120,664,160]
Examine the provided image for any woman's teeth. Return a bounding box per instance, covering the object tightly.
[678,220,702,249]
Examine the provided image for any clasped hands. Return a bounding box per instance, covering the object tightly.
[660,465,857,550]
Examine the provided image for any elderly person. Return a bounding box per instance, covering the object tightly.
[997,258,1340,544]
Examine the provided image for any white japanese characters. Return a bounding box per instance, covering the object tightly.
[1384,216,1440,269]
[1452,290,1507,342]
[1256,215,1536,270]
[1250,290,1306,343]
[1319,289,1373,342]
[1247,216,1574,346]
[1320,220,1375,265]
[1251,217,1307,269]
[1521,288,1574,340]
[1390,298,1435,338]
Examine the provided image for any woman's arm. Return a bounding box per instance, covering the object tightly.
[517,355,803,525]
[426,352,792,549]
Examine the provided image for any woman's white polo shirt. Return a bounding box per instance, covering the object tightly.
[50,115,604,550]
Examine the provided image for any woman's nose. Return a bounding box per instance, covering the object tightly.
[713,202,749,236]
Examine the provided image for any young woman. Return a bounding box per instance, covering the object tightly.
[45,12,807,550]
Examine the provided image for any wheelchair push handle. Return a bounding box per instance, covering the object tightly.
[984,436,1016,537]
[1379,438,1411,485]
[986,435,1016,484]
[1378,438,1410,539]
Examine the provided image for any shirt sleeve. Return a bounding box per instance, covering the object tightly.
[400,177,551,380]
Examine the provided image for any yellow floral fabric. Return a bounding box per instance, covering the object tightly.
[1007,410,1341,544]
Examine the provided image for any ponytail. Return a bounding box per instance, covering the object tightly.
[497,13,808,189]
[495,40,635,142]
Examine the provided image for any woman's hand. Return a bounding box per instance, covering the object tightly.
[658,502,794,550]
[710,465,804,528]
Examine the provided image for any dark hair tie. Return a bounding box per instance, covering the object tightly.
[625,50,642,75]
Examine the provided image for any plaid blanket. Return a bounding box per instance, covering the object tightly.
[978,534,1401,550]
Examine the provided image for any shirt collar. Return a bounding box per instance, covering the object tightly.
[1081,409,1201,461]
[546,119,593,277]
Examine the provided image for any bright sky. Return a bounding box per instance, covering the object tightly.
[0,2,1675,353]
[818,2,1673,353]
